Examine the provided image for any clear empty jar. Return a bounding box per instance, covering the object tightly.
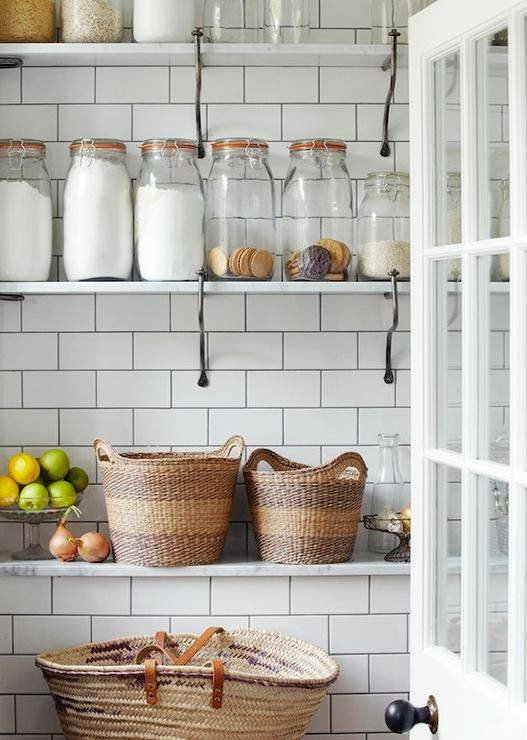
[283,139,353,281]
[203,0,261,42]
[61,0,124,43]
[0,0,55,41]
[135,139,205,281]
[263,0,310,43]
[206,139,276,281]
[0,140,52,281]
[371,0,409,44]
[358,172,411,280]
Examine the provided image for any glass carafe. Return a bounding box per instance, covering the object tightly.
[368,433,405,553]
[263,0,310,43]
[203,0,261,42]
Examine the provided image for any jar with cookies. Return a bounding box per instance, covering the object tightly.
[206,139,277,281]
[283,140,353,282]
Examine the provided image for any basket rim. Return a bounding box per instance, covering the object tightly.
[243,450,367,481]
[36,629,339,688]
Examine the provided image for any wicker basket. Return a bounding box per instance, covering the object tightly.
[37,627,339,740]
[244,449,367,564]
[94,436,244,567]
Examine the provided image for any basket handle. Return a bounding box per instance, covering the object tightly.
[325,452,368,482]
[135,627,225,668]
[215,435,245,460]
[244,448,306,472]
[203,659,225,709]
[93,438,119,464]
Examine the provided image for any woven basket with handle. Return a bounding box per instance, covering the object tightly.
[94,436,244,567]
[37,627,338,740]
[243,449,367,564]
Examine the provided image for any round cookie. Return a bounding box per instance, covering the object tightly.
[339,242,352,270]
[299,245,332,280]
[316,238,344,273]
[239,247,257,277]
[207,247,228,277]
[250,249,274,279]
[231,247,246,276]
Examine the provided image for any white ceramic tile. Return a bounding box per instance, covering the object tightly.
[0,334,57,370]
[245,67,318,103]
[0,577,51,614]
[133,104,196,140]
[59,409,133,445]
[132,578,209,615]
[291,576,369,614]
[322,371,395,408]
[246,295,319,331]
[23,68,94,103]
[330,615,407,653]
[329,654,369,693]
[321,67,391,104]
[0,67,20,104]
[0,301,21,332]
[0,105,57,140]
[284,332,357,370]
[395,369,411,407]
[208,104,281,140]
[134,409,207,445]
[209,333,282,370]
[91,616,170,642]
[358,408,410,445]
[0,410,58,445]
[170,616,249,632]
[53,577,130,615]
[23,371,95,408]
[209,408,283,446]
[0,655,48,692]
[347,141,395,179]
[247,370,320,407]
[332,693,406,734]
[357,104,409,141]
[170,67,244,103]
[369,653,410,692]
[211,577,289,615]
[0,616,11,653]
[16,695,62,733]
[0,696,14,733]
[0,372,21,408]
[283,105,356,140]
[370,575,411,614]
[96,295,170,331]
[97,371,171,407]
[60,332,133,370]
[97,67,169,103]
[171,294,245,331]
[250,615,328,650]
[14,616,90,654]
[22,295,94,332]
[172,371,245,407]
[358,332,410,370]
[320,0,370,27]
[322,295,410,332]
[134,333,199,369]
[284,409,357,445]
[59,104,131,141]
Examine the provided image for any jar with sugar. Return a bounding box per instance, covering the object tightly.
[61,0,124,43]
[0,140,52,281]
[135,139,205,281]
[357,172,411,280]
[63,139,133,281]
[0,0,55,42]
[134,0,196,42]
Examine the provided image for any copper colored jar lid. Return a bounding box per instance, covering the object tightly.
[70,139,127,153]
[0,139,46,153]
[290,139,347,152]
[140,138,198,153]
[212,138,269,152]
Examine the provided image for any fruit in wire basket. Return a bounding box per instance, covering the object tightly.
[0,476,19,507]
[39,449,70,482]
[48,480,77,509]
[400,504,411,532]
[18,483,50,511]
[8,453,40,485]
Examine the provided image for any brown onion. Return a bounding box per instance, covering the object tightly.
[76,532,110,563]
[49,505,81,562]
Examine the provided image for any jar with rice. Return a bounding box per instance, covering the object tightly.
[61,0,124,43]
[0,0,55,42]
[357,171,411,281]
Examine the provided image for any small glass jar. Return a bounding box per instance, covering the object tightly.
[61,0,124,43]
[371,0,409,44]
[357,172,411,280]
[206,138,276,281]
[0,0,55,42]
[368,433,405,554]
[283,139,353,281]
[135,139,205,281]
[63,140,133,282]
[263,0,310,43]
[0,140,52,281]
[134,0,195,42]
[203,0,261,42]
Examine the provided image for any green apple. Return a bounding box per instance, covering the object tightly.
[39,449,70,482]
[48,480,77,509]
[65,467,89,493]
[18,483,49,511]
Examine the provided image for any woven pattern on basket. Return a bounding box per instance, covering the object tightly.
[243,449,367,564]
[94,436,244,567]
[37,629,339,740]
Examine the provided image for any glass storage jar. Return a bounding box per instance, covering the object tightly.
[63,139,133,281]
[61,0,124,43]
[134,0,195,42]
[0,140,52,281]
[283,139,353,282]
[203,0,261,42]
[357,171,411,280]
[0,0,55,42]
[263,0,310,43]
[367,433,406,554]
[206,138,276,281]
[135,139,205,281]
[371,0,409,44]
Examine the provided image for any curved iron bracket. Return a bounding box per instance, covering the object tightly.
[0,57,23,69]
[380,29,400,158]
[384,269,400,384]
[192,28,206,160]
[0,294,24,302]
[197,269,209,387]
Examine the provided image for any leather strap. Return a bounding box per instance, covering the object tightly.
[173,627,225,666]
[144,658,158,706]
[204,659,225,709]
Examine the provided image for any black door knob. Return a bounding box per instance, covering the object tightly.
[385,695,439,734]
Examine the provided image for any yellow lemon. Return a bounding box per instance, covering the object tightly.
[8,453,41,485]
[0,476,19,507]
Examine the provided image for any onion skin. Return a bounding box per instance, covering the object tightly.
[76,532,110,563]
[49,523,78,562]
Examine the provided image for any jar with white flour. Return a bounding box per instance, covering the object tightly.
[0,140,52,282]
[133,0,196,42]
[135,139,205,281]
[63,140,133,281]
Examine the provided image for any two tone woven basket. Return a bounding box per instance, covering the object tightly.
[94,436,244,567]
[243,449,367,564]
[37,627,339,740]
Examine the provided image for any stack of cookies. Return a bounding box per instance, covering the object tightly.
[208,246,274,280]
[286,239,352,281]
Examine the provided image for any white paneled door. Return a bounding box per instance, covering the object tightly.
[405,0,527,737]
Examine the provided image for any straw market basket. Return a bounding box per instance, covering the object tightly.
[244,449,367,564]
[94,436,244,567]
[37,627,339,740]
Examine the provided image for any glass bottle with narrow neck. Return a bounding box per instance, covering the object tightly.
[368,433,405,553]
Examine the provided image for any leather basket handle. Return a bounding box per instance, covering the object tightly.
[173,627,225,666]
[203,659,225,709]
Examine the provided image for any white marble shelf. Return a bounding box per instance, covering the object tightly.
[0,550,410,577]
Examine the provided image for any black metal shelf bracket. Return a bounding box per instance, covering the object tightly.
[0,294,24,302]
[0,57,23,69]
[384,269,400,384]
[197,269,209,388]
[380,28,400,157]
[192,27,206,159]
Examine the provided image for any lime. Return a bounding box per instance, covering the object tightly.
[66,467,89,493]
[48,480,77,509]
[0,476,19,508]
[18,483,49,511]
[8,453,40,485]
[39,449,70,482]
